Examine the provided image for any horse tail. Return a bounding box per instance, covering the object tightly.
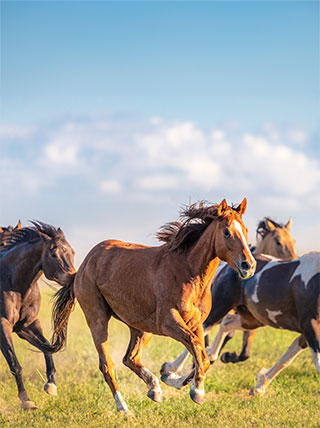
[39,274,76,354]
[50,273,76,352]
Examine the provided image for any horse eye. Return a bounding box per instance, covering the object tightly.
[276,240,281,246]
[223,228,230,238]
[51,252,58,258]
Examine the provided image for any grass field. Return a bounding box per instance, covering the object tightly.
[0,285,319,428]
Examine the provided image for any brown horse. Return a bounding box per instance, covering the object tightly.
[40,198,255,415]
[160,217,296,381]
[0,222,75,410]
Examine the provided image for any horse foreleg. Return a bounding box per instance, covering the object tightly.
[250,334,307,396]
[161,309,210,405]
[206,313,246,363]
[0,318,37,410]
[123,328,162,403]
[17,319,57,396]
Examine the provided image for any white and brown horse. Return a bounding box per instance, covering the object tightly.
[206,252,320,394]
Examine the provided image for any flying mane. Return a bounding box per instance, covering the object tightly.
[157,201,239,253]
[0,221,64,251]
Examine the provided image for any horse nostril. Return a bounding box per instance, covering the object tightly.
[241,261,251,271]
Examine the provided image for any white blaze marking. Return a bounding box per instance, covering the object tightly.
[233,220,251,255]
[266,309,282,324]
[290,252,320,287]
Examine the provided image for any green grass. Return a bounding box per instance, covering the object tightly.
[1,286,319,428]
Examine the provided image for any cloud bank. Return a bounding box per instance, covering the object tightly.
[1,114,319,256]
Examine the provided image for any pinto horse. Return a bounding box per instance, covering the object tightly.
[39,198,255,415]
[205,252,320,394]
[0,222,75,409]
[160,217,296,382]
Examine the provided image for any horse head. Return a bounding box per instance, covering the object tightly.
[213,198,256,279]
[37,224,76,285]
[256,217,296,260]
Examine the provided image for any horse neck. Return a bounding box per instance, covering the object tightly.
[6,239,43,293]
[187,222,220,286]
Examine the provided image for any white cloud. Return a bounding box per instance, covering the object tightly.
[136,173,180,191]
[44,139,80,165]
[1,115,319,252]
[0,124,34,141]
[100,179,122,194]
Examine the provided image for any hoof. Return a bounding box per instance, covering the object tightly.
[160,372,183,390]
[249,385,266,396]
[190,387,204,405]
[21,400,37,410]
[221,352,236,363]
[122,409,135,418]
[44,382,58,396]
[147,388,162,403]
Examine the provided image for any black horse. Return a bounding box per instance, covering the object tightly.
[0,222,75,409]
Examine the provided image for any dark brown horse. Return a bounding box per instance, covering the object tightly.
[39,198,255,415]
[205,252,320,394]
[0,222,75,409]
[160,217,296,381]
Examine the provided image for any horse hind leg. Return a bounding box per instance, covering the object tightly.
[17,318,57,396]
[123,327,162,403]
[78,291,131,416]
[0,318,37,410]
[250,334,307,396]
[304,318,320,378]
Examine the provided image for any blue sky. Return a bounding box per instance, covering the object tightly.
[1,1,319,263]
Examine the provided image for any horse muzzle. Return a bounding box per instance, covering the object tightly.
[236,259,256,280]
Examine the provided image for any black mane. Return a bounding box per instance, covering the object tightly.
[256,217,286,240]
[0,221,64,251]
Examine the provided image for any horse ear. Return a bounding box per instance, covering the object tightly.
[218,199,228,216]
[236,197,247,216]
[265,219,276,232]
[15,220,21,230]
[285,218,292,230]
[0,226,3,233]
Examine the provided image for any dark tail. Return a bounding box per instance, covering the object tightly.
[39,274,76,354]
